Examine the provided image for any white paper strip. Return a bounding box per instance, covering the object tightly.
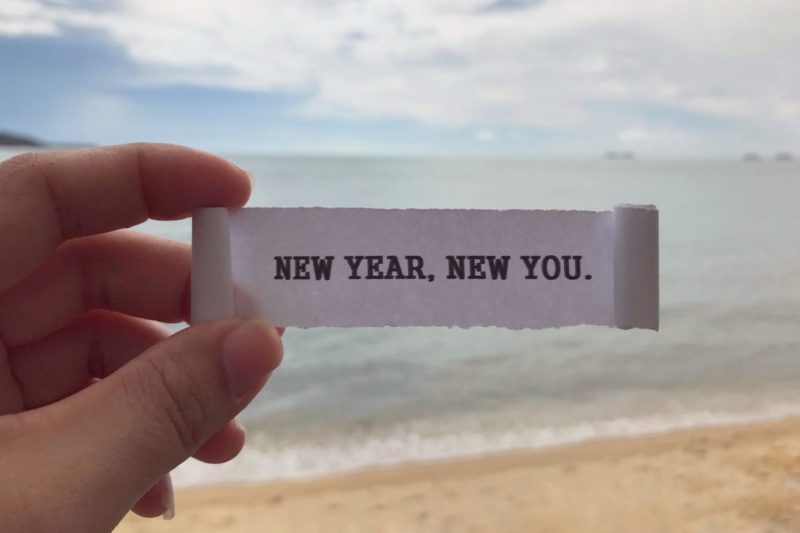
[191,205,658,330]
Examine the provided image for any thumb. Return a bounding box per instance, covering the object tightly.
[38,319,282,531]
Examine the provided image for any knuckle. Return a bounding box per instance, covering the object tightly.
[122,349,209,458]
[0,151,40,173]
[0,152,41,185]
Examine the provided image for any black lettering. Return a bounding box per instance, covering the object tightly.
[486,256,510,280]
[274,256,292,280]
[407,256,425,279]
[366,256,384,279]
[468,256,486,279]
[446,255,465,279]
[562,255,582,280]
[521,256,541,279]
[312,256,335,280]
[294,256,310,279]
[385,256,406,279]
[542,255,561,280]
[345,256,364,279]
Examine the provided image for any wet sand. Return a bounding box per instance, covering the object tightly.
[117,416,800,532]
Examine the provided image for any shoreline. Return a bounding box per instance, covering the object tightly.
[117,415,800,532]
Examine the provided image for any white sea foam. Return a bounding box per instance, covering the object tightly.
[172,402,800,488]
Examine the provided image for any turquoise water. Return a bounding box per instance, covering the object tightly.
[3,150,800,485]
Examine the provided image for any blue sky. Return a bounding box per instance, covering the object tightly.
[1,0,798,156]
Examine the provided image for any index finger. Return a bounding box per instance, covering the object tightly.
[0,143,251,292]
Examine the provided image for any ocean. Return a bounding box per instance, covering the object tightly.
[3,150,800,487]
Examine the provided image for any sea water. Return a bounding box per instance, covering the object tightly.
[3,151,799,486]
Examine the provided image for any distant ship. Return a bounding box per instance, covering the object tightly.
[775,152,793,162]
[605,151,636,161]
[742,152,761,162]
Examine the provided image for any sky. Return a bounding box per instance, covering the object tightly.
[0,0,798,156]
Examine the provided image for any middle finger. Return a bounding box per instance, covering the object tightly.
[0,230,192,347]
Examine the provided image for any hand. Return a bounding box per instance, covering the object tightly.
[0,144,283,532]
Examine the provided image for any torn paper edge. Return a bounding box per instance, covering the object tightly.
[190,205,659,330]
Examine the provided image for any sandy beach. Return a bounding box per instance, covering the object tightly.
[116,416,800,533]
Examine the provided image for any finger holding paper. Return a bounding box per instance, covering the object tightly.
[0,144,284,527]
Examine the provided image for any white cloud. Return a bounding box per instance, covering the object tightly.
[0,0,59,36]
[2,0,799,150]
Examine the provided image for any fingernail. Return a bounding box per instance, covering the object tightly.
[221,320,280,400]
[232,417,247,435]
[161,474,175,520]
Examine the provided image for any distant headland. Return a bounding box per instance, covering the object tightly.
[0,130,93,149]
[0,131,42,147]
